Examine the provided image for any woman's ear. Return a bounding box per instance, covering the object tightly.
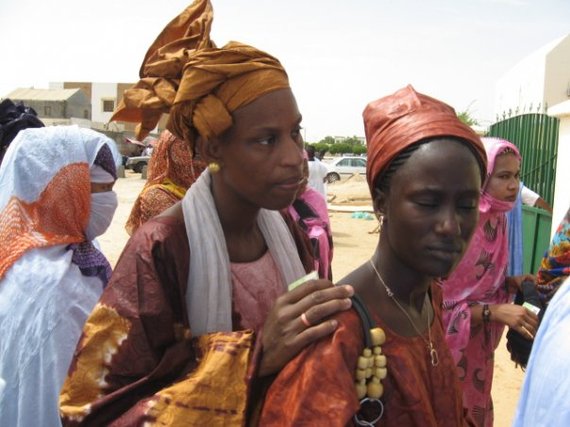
[197,134,223,165]
[373,188,388,218]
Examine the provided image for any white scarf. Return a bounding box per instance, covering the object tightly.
[182,170,306,336]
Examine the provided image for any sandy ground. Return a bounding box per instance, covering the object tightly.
[99,171,523,427]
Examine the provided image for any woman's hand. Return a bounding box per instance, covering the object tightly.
[259,279,354,377]
[505,274,536,294]
[492,303,539,340]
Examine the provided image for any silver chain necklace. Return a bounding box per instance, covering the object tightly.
[368,260,439,367]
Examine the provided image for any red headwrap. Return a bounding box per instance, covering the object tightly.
[363,85,487,191]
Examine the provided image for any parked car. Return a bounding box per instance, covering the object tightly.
[125,155,150,173]
[325,156,367,183]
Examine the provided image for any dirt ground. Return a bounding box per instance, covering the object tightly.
[99,171,524,427]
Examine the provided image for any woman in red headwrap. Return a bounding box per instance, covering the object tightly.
[59,1,353,425]
[260,85,488,426]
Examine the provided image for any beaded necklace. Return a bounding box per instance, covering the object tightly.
[368,260,439,367]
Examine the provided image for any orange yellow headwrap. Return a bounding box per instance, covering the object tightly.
[363,85,487,191]
[111,0,289,147]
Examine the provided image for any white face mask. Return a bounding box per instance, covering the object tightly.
[85,191,118,241]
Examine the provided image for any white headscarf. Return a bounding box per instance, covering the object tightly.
[0,125,118,278]
[0,125,119,427]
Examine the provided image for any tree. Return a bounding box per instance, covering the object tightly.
[457,110,479,126]
[319,136,336,145]
[457,101,479,126]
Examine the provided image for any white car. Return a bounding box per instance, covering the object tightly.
[326,156,367,182]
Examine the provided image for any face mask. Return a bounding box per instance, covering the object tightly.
[85,191,118,241]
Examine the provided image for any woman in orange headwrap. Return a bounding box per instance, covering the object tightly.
[59,1,353,425]
[260,85,488,426]
[125,129,206,235]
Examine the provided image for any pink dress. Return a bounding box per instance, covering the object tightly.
[441,138,520,427]
[231,251,285,332]
[288,187,333,279]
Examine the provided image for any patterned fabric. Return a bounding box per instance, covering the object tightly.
[69,241,112,285]
[125,129,206,235]
[0,125,117,426]
[0,126,115,280]
[288,187,333,279]
[536,205,570,303]
[60,214,314,426]
[260,285,472,426]
[441,138,521,427]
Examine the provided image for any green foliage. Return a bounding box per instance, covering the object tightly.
[343,136,361,146]
[352,144,367,155]
[329,143,352,155]
[312,142,330,155]
[319,136,336,145]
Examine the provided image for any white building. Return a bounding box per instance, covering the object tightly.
[495,34,570,119]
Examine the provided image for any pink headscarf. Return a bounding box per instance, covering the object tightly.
[442,137,521,356]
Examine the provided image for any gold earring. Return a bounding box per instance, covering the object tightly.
[208,162,220,174]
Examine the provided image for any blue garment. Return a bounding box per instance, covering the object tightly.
[512,277,570,426]
[507,183,524,276]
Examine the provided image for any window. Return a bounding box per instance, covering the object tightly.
[44,105,51,116]
[84,110,89,119]
[102,99,115,112]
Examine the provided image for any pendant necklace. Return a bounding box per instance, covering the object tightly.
[368,260,439,367]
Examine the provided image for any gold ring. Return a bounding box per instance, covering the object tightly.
[300,312,311,327]
[520,325,534,339]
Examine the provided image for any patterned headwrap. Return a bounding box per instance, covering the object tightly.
[536,205,570,304]
[363,85,487,193]
[111,0,289,150]
[0,126,117,281]
[125,129,206,235]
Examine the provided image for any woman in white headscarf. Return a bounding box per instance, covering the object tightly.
[0,125,119,426]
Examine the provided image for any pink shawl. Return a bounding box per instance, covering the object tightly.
[441,137,521,357]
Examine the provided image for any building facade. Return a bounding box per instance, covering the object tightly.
[495,34,570,119]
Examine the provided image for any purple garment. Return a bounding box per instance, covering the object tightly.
[69,242,112,286]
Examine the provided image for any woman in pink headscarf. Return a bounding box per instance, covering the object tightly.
[288,150,333,279]
[441,137,539,427]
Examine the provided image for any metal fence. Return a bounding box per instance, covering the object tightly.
[488,113,559,205]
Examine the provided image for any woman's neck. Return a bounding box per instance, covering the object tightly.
[210,177,266,262]
[371,245,432,311]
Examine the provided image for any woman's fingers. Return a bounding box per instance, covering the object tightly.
[258,280,354,376]
[296,298,352,330]
[277,280,353,324]
[291,319,340,349]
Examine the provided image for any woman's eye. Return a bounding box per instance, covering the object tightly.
[292,127,303,140]
[415,200,437,208]
[257,136,276,146]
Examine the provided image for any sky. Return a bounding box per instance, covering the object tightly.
[1,0,568,142]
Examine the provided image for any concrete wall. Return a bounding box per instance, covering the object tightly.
[545,36,570,110]
[92,82,118,124]
[495,34,570,118]
[547,100,570,238]
[66,90,90,119]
